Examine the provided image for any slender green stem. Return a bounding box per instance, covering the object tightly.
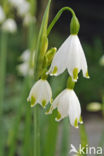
[61,119,70,156]
[34,105,40,156]
[47,7,75,36]
[79,124,88,156]
[23,20,37,156]
[0,31,8,156]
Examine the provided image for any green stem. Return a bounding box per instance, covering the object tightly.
[34,105,40,156]
[79,124,88,156]
[0,31,8,156]
[61,119,70,156]
[47,7,75,36]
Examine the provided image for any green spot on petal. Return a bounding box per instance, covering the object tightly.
[31,96,36,107]
[52,66,58,74]
[79,116,83,124]
[73,68,78,80]
[42,99,46,107]
[50,98,53,104]
[74,118,78,128]
[56,111,61,120]
[86,71,90,78]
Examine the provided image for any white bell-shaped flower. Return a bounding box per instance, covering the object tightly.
[0,6,5,23]
[23,13,36,27]
[2,18,17,33]
[17,1,30,17]
[8,0,25,8]
[47,35,89,81]
[27,79,52,108]
[17,49,34,77]
[20,49,31,62]
[47,89,83,128]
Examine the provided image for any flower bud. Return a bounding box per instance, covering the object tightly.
[70,15,80,35]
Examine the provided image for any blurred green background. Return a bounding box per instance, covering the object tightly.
[0,0,104,156]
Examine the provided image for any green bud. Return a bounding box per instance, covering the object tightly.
[41,36,48,55]
[70,15,80,35]
[45,47,57,66]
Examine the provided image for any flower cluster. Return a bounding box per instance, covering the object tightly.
[27,8,90,128]
[0,5,17,33]
[17,49,35,77]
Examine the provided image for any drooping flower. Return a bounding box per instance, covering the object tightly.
[27,79,52,108]
[17,1,30,17]
[8,0,25,8]
[2,18,17,33]
[9,0,30,17]
[17,49,34,77]
[23,13,36,27]
[0,6,5,23]
[47,89,83,128]
[47,35,89,81]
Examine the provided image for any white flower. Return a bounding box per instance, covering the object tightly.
[9,0,30,17]
[99,55,104,66]
[2,18,17,33]
[17,49,34,76]
[27,79,52,108]
[47,35,89,81]
[20,49,30,62]
[0,6,5,23]
[17,63,33,76]
[8,0,25,8]
[17,1,30,17]
[23,13,36,26]
[47,89,83,128]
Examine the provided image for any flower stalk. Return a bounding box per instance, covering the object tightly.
[0,31,8,156]
[47,7,78,36]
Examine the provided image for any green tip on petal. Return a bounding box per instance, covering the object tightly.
[55,111,61,121]
[79,116,83,124]
[42,99,47,107]
[45,107,52,115]
[74,118,78,128]
[51,66,58,75]
[85,71,90,79]
[50,98,53,104]
[73,68,78,81]
[31,96,36,107]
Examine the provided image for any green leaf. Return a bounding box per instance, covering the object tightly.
[60,119,70,156]
[79,124,88,156]
[34,0,51,79]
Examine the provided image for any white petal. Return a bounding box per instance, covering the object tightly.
[67,35,82,80]
[75,36,89,78]
[37,80,52,105]
[56,89,70,121]
[47,36,71,75]
[20,49,30,62]
[0,6,5,23]
[2,18,17,33]
[68,90,81,127]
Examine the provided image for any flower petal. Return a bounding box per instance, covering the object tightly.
[47,36,71,76]
[68,90,81,128]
